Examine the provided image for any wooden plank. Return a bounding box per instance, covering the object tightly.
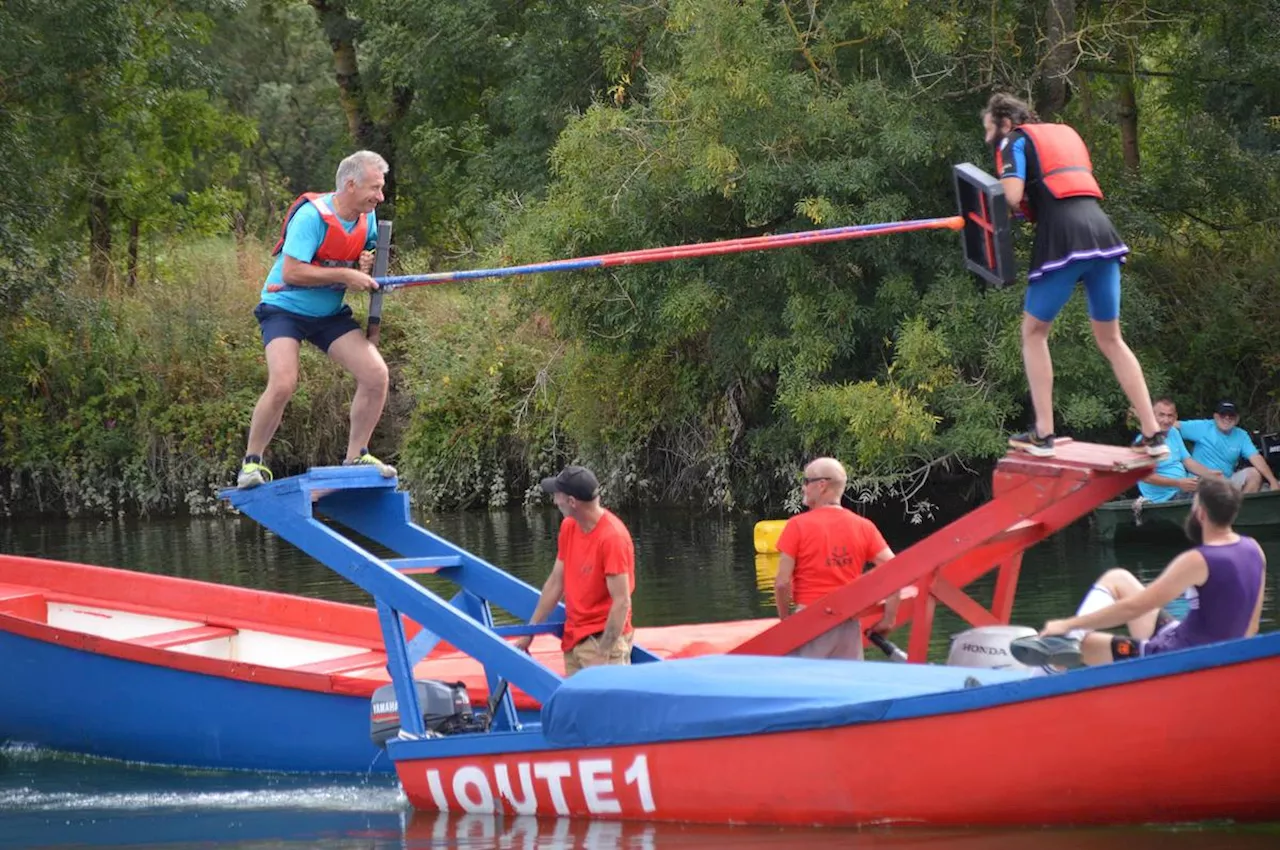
[1003,439,1158,473]
[289,649,386,675]
[131,624,237,649]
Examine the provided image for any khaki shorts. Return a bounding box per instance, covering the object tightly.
[787,606,864,661]
[564,631,634,676]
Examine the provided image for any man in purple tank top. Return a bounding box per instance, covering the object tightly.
[1012,476,1267,669]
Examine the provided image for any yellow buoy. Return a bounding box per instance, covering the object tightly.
[752,519,788,554]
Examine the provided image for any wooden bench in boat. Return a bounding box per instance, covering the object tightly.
[130,624,238,649]
[0,583,46,622]
[288,649,386,675]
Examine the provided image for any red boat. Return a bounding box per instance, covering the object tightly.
[212,443,1280,828]
[391,638,1280,826]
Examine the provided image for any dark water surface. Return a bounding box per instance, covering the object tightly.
[2,505,1277,848]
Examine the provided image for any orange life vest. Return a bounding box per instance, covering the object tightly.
[270,192,369,268]
[996,123,1104,201]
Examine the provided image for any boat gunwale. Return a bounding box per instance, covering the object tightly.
[385,631,1280,760]
[1095,487,1280,513]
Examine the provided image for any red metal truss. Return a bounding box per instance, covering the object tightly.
[731,440,1155,661]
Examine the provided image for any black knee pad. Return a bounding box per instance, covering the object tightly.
[1111,635,1141,661]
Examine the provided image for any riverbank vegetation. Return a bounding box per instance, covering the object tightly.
[2,0,1277,517]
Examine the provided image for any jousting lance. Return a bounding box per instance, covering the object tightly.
[275,163,1018,313]
[373,215,965,291]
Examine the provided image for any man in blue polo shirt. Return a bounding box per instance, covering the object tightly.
[237,150,396,488]
[1177,401,1278,494]
[1136,399,1222,502]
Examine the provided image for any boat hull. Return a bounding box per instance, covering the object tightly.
[0,554,770,773]
[1094,487,1280,540]
[0,626,393,774]
[391,640,1280,827]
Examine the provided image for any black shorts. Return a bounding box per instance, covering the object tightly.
[254,303,360,353]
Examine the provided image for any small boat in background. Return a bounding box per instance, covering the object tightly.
[0,554,770,774]
[1092,487,1280,541]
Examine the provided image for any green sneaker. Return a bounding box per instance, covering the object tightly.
[237,461,273,489]
[346,451,397,478]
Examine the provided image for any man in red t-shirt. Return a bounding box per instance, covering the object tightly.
[515,465,637,675]
[774,456,898,660]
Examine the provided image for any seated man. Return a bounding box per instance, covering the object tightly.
[1178,400,1279,493]
[1136,398,1221,503]
[1012,476,1266,669]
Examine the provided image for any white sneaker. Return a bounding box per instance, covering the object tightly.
[237,462,272,489]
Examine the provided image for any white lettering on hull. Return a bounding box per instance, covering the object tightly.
[418,754,655,816]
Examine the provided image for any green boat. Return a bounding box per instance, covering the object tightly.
[1092,487,1280,541]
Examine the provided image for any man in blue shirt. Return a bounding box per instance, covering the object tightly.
[1137,399,1221,502]
[1177,401,1278,494]
[237,150,396,488]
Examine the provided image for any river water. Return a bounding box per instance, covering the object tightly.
[1,505,1277,848]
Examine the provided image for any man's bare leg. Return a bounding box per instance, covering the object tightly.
[245,337,302,459]
[1235,468,1263,494]
[325,329,390,462]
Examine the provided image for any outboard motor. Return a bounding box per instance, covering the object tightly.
[946,625,1037,670]
[369,680,483,747]
[1260,431,1280,468]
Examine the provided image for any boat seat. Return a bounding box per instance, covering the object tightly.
[288,650,387,675]
[0,583,46,623]
[130,624,238,649]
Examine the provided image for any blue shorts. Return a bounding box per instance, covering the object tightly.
[1023,257,1122,323]
[253,303,360,353]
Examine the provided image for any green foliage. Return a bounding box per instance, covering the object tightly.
[3,0,1279,517]
[391,284,568,511]
[0,237,370,517]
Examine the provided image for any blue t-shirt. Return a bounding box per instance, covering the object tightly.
[1135,428,1192,503]
[1177,419,1258,477]
[260,195,376,317]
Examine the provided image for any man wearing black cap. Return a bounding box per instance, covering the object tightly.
[515,465,637,675]
[1176,401,1278,493]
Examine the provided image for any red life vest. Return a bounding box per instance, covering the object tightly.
[996,123,1104,201]
[270,192,369,268]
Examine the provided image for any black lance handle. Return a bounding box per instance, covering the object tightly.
[867,630,909,662]
[366,220,393,345]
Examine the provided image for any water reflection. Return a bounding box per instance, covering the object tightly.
[755,553,778,595]
[2,511,1279,847]
[1,509,1275,636]
[404,812,1280,850]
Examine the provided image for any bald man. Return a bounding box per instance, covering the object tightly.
[773,457,899,660]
